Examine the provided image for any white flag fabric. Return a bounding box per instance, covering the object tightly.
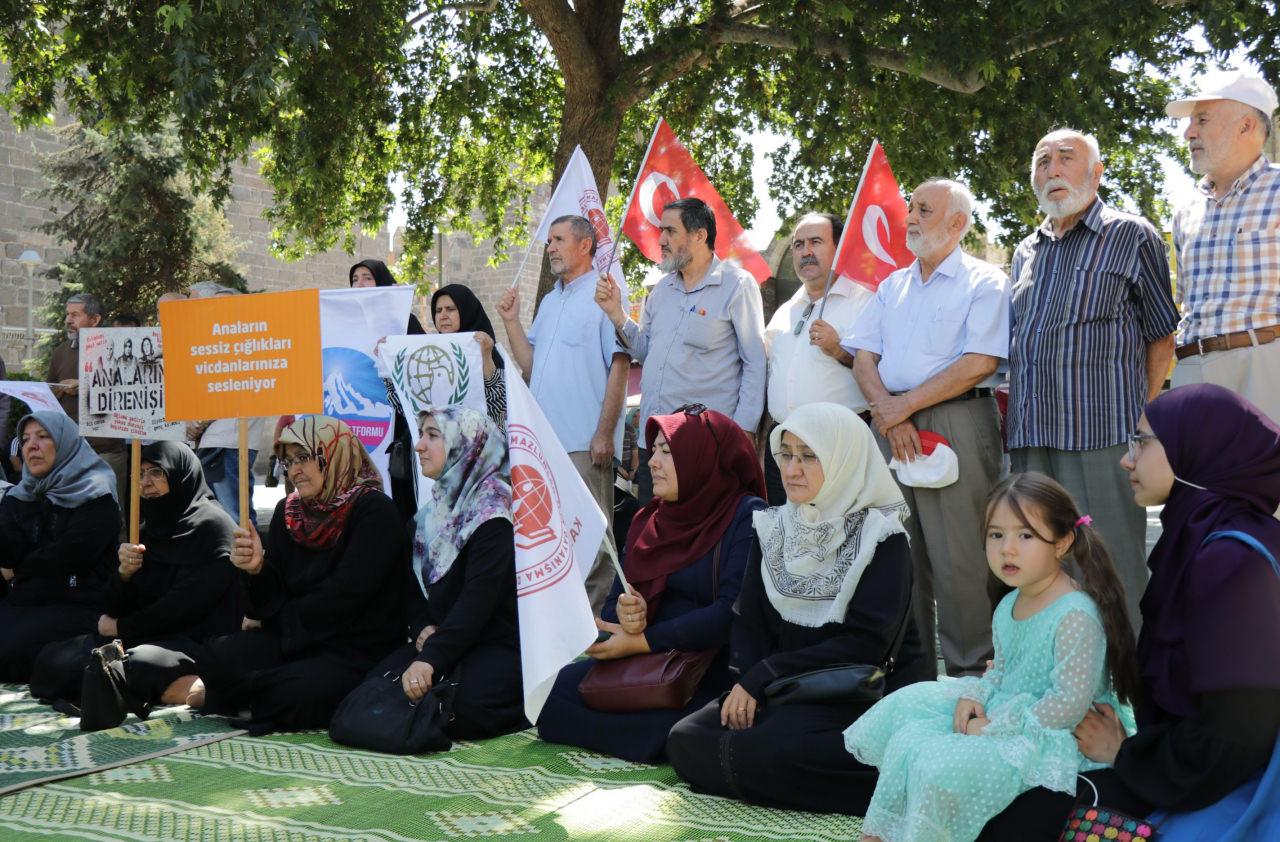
[380,333,487,505]
[0,381,67,417]
[77,327,186,441]
[503,352,604,724]
[320,287,414,490]
[533,145,625,280]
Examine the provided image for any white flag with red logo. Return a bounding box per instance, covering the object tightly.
[621,118,772,284]
[502,352,606,723]
[532,146,623,281]
[833,141,913,292]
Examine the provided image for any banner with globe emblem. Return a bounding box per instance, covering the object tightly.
[380,333,488,503]
[499,348,604,724]
[319,287,415,491]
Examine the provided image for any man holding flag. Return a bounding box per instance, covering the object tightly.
[762,211,873,504]
[498,216,629,613]
[596,198,766,504]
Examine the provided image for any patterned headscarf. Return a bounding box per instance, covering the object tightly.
[10,412,118,507]
[276,416,384,550]
[754,402,910,627]
[412,406,511,595]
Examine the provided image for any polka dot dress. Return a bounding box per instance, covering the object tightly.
[843,590,1134,842]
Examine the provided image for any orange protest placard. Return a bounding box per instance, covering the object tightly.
[160,289,323,421]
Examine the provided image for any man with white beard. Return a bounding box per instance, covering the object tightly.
[1008,129,1178,629]
[842,178,1009,677]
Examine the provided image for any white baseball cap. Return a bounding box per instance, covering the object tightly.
[1166,73,1278,119]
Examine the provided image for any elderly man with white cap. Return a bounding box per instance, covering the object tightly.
[1167,74,1280,422]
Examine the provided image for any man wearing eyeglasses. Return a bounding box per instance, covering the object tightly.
[843,178,1010,679]
[761,212,872,504]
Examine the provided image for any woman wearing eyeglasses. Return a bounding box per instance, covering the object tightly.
[666,401,933,815]
[114,416,406,734]
[536,404,767,763]
[30,442,241,708]
[981,384,1280,839]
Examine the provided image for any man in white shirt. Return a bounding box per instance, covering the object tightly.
[763,211,872,503]
[842,178,1010,678]
[499,215,630,612]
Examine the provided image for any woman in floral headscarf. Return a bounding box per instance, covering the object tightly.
[115,416,407,734]
[369,405,526,740]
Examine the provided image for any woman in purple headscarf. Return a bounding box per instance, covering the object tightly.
[981,383,1280,838]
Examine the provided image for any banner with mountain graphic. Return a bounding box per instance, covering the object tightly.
[319,287,415,490]
[379,332,488,502]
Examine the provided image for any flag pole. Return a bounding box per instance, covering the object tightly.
[128,439,141,545]
[818,139,880,320]
[599,118,663,292]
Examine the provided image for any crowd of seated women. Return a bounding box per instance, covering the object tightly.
[0,371,1275,838]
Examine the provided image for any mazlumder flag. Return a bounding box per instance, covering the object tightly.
[620,118,772,284]
[502,349,604,724]
[533,146,623,281]
[832,140,913,292]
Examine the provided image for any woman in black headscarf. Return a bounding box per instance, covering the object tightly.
[0,412,120,681]
[349,258,426,335]
[431,283,506,428]
[31,441,242,705]
[981,384,1280,838]
[350,258,425,519]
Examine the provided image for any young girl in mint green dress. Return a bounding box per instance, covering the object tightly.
[844,472,1141,842]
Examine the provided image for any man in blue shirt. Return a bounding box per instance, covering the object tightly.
[499,215,630,613]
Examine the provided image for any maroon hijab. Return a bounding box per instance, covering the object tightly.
[1139,384,1280,722]
[624,407,765,619]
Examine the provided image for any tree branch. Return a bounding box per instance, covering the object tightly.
[519,0,603,86]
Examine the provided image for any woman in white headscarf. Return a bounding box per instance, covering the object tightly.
[667,402,933,815]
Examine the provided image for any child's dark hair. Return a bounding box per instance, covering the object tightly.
[984,472,1140,704]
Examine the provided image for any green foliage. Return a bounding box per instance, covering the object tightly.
[33,124,246,361]
[2,0,1276,286]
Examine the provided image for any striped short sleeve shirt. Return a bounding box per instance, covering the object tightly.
[1171,155,1280,344]
[1008,200,1179,451]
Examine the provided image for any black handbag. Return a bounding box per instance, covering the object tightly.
[79,640,151,732]
[329,671,457,755]
[762,596,913,707]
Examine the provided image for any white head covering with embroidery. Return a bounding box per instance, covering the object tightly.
[754,402,910,627]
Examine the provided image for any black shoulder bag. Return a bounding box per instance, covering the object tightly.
[329,670,457,755]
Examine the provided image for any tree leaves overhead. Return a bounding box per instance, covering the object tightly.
[2,0,1276,285]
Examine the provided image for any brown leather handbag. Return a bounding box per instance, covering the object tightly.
[577,538,724,712]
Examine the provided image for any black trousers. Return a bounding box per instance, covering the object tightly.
[125,629,368,735]
[978,770,1153,840]
[368,643,528,740]
[667,698,879,815]
[30,632,104,702]
[0,601,99,682]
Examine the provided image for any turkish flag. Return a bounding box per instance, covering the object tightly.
[621,119,772,284]
[833,141,913,292]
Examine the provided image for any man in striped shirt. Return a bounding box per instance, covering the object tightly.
[1166,75,1280,424]
[1008,129,1179,630]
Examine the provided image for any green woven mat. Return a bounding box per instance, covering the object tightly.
[0,684,245,797]
[0,722,863,840]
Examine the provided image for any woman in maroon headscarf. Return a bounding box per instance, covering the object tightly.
[536,405,766,762]
[981,383,1280,838]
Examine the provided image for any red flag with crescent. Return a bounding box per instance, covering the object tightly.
[620,119,772,284]
[833,141,913,292]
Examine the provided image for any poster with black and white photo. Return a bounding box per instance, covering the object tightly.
[78,327,185,440]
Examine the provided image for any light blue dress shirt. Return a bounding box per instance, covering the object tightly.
[841,246,1010,394]
[528,269,627,454]
[619,257,767,434]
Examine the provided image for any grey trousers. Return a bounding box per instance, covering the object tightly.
[1010,444,1147,632]
[873,397,1004,677]
[568,450,620,616]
